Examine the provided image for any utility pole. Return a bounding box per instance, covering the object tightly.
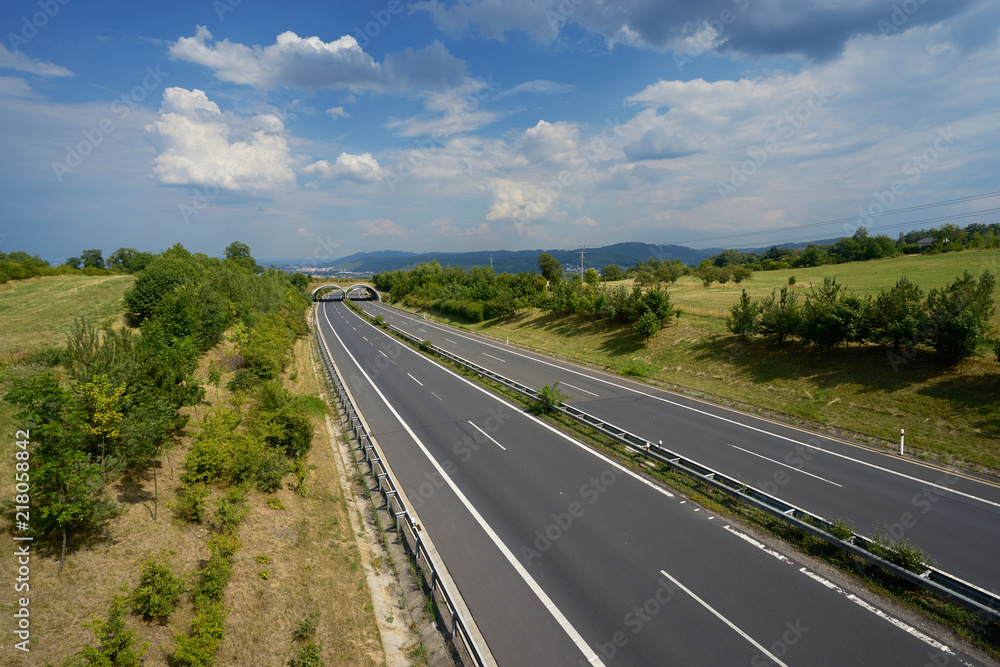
[579,247,586,276]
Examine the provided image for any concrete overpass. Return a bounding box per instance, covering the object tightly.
[311,284,381,302]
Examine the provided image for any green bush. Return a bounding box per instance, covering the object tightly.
[293,613,320,641]
[78,592,149,667]
[256,447,291,493]
[868,528,932,574]
[288,641,324,667]
[207,532,242,560]
[131,556,184,622]
[195,555,233,605]
[172,601,227,667]
[175,483,210,523]
[214,489,249,533]
[226,368,259,393]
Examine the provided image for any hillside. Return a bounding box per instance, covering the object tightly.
[0,275,392,666]
[393,249,1000,472]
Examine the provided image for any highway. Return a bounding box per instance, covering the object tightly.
[354,299,1000,596]
[316,297,986,666]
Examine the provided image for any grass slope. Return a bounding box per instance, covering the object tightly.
[412,251,1000,472]
[659,249,1000,328]
[0,274,136,359]
[0,276,385,666]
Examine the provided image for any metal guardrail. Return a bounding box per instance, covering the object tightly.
[311,311,494,666]
[352,302,1000,626]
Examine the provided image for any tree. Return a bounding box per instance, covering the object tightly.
[759,286,801,343]
[602,264,624,281]
[5,374,123,575]
[726,290,760,340]
[79,592,149,666]
[633,310,660,343]
[871,277,925,351]
[81,249,105,270]
[65,257,83,269]
[584,268,600,285]
[107,248,154,273]
[123,255,203,325]
[731,266,753,284]
[535,382,571,413]
[538,253,561,284]
[926,271,996,360]
[224,241,261,273]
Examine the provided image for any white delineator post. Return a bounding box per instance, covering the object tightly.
[900,428,905,456]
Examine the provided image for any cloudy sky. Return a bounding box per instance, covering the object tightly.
[2,0,998,263]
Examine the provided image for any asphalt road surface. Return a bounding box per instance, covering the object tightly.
[355,299,1000,596]
[316,298,987,666]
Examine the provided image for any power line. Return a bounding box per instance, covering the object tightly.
[674,190,1000,246]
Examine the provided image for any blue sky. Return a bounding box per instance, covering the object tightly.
[1,0,998,264]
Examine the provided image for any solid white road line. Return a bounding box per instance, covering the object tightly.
[469,421,507,451]
[560,382,599,398]
[658,569,789,667]
[319,304,605,666]
[407,373,423,386]
[367,303,1000,509]
[797,567,968,663]
[723,525,794,564]
[729,444,842,487]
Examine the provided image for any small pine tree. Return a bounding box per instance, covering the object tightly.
[78,592,148,667]
[726,290,760,340]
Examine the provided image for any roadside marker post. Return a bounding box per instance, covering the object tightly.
[900,428,905,456]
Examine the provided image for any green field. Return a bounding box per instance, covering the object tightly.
[653,249,1000,328]
[0,274,135,359]
[408,251,1000,473]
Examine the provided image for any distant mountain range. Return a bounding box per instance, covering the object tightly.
[282,239,842,275]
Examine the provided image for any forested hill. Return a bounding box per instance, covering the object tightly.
[312,242,714,274]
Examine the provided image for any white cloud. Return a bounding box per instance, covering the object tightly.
[144,87,296,192]
[388,78,500,137]
[360,217,407,237]
[495,79,575,99]
[430,217,492,238]
[325,106,349,119]
[169,26,465,91]
[0,76,35,98]
[574,216,598,226]
[0,44,72,77]
[301,152,383,182]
